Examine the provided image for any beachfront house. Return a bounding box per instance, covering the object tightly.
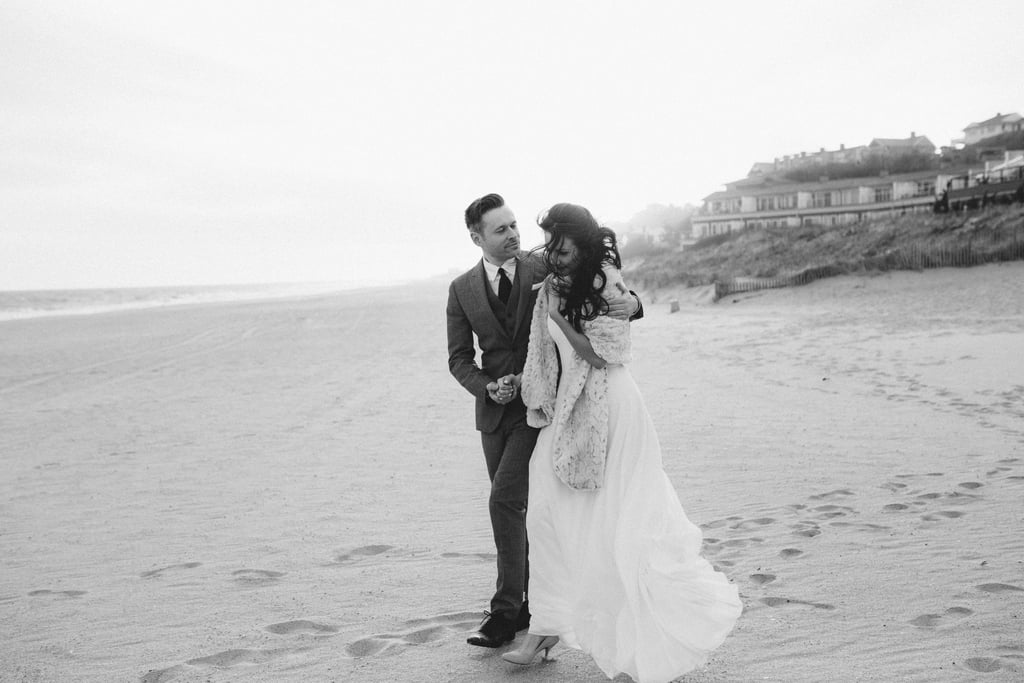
[867,133,935,157]
[960,112,1024,146]
[690,117,1024,238]
[692,169,946,237]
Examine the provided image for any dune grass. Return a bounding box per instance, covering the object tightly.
[625,204,1024,294]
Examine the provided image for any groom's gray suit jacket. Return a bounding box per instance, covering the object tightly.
[446,252,548,433]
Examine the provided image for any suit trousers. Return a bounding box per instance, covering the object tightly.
[479,399,538,621]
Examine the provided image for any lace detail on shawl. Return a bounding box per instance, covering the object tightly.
[521,274,632,490]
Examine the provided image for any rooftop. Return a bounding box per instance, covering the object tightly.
[965,112,1023,131]
[869,135,935,148]
[703,168,965,201]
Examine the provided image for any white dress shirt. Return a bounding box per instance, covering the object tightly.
[482,257,518,296]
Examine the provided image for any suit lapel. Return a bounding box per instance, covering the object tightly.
[512,254,538,340]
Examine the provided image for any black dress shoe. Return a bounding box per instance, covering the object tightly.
[467,612,516,648]
[515,600,531,632]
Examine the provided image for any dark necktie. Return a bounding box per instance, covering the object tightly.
[497,267,512,305]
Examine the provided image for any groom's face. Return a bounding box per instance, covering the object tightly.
[471,205,520,264]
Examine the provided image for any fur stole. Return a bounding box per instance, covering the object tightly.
[521,273,631,490]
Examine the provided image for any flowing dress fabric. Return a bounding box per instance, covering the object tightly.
[527,317,742,683]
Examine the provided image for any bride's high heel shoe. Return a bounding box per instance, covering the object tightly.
[501,634,559,665]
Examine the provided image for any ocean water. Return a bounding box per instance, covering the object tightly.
[0,281,365,322]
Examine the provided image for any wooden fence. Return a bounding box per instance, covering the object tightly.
[713,228,1024,301]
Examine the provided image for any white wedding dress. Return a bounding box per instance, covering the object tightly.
[526,316,742,683]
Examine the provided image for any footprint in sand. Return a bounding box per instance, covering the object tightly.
[829,521,890,532]
[808,489,855,500]
[142,647,299,682]
[332,545,394,564]
[921,511,965,521]
[893,470,945,480]
[977,583,1024,594]
[701,516,742,530]
[185,648,295,667]
[440,551,497,561]
[719,537,765,549]
[749,573,776,585]
[344,611,481,659]
[916,490,979,507]
[909,606,973,628]
[760,596,835,610]
[141,665,188,682]
[232,569,285,586]
[266,620,339,636]
[959,657,1004,673]
[790,521,822,538]
[729,517,775,531]
[793,529,822,537]
[140,562,201,579]
[779,548,803,559]
[883,503,910,512]
[958,482,984,490]
[812,504,853,519]
[28,589,86,599]
[881,482,908,492]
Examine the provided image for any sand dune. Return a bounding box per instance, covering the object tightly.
[2,264,1023,682]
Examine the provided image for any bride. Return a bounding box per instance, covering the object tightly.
[504,203,742,682]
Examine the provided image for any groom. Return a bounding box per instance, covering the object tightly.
[446,193,641,648]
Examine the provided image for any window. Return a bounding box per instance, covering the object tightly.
[874,187,892,203]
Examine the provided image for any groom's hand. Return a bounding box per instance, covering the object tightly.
[486,375,517,404]
[606,282,640,320]
[485,378,512,405]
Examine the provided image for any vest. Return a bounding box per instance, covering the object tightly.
[483,265,522,337]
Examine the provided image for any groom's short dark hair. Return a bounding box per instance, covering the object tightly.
[465,193,505,233]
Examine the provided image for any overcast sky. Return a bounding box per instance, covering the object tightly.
[3,0,1023,290]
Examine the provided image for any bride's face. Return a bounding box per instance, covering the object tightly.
[544,231,579,276]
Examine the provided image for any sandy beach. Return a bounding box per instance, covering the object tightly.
[2,263,1023,682]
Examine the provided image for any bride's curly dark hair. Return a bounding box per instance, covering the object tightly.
[536,202,622,333]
